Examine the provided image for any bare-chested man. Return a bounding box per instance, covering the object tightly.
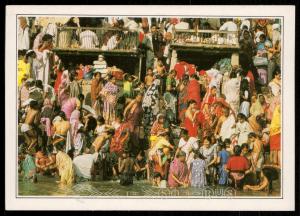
[52,111,70,145]
[21,100,40,151]
[118,150,138,186]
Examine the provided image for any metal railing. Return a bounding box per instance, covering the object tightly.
[171,29,239,48]
[55,26,140,52]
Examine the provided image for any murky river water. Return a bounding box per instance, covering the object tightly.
[18,175,280,197]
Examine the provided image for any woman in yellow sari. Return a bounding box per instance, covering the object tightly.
[55,141,75,186]
[248,94,268,133]
[269,105,281,166]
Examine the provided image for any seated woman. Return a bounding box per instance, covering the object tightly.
[226,145,251,189]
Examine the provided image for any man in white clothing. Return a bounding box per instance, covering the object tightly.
[18,17,30,50]
[79,28,99,49]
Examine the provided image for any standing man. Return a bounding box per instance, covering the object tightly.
[18,17,30,51]
[33,34,54,85]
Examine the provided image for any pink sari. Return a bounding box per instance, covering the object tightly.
[58,71,70,107]
[61,98,77,120]
[168,158,189,188]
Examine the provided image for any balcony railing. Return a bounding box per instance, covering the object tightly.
[54,26,240,53]
[171,29,240,48]
[55,26,140,52]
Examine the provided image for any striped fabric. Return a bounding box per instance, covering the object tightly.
[79,30,99,49]
[58,30,72,48]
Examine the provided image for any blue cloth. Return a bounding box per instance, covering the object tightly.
[218,150,229,185]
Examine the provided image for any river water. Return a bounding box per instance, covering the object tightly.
[18,175,280,197]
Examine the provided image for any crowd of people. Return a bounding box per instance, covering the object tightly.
[18,16,281,194]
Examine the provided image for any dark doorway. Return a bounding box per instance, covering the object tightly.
[177,50,232,70]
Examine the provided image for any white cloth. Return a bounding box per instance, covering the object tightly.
[18,26,30,50]
[235,121,253,146]
[240,20,250,30]
[73,153,99,179]
[268,81,281,97]
[219,21,238,44]
[272,30,281,44]
[219,21,237,32]
[124,20,139,31]
[178,137,199,168]
[223,78,241,114]
[255,31,265,43]
[167,21,189,32]
[33,49,51,85]
[107,35,118,50]
[79,30,99,49]
[21,123,32,133]
[219,114,236,141]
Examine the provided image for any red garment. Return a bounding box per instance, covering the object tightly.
[213,98,231,118]
[187,79,201,108]
[246,70,255,94]
[174,61,188,80]
[199,70,206,76]
[226,156,249,172]
[54,70,62,95]
[76,69,84,80]
[270,133,281,151]
[187,64,196,76]
[184,115,199,137]
[110,123,130,154]
[139,32,145,44]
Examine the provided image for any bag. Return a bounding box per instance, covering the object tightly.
[253,56,268,67]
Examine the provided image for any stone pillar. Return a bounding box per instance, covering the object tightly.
[231,52,239,67]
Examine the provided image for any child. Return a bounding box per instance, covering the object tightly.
[235,113,253,146]
[118,150,137,186]
[190,151,207,188]
[216,142,230,186]
[152,172,167,188]
[144,67,154,89]
[123,74,136,99]
[135,151,150,180]
[19,145,37,183]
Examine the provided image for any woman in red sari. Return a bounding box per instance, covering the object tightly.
[184,100,201,138]
[187,74,201,109]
